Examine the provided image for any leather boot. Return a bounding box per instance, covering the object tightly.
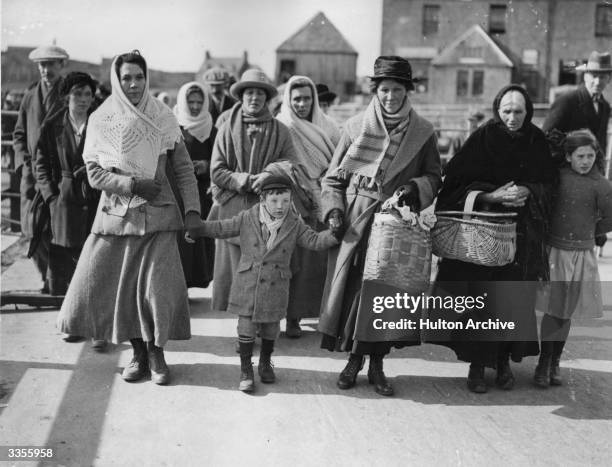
[534,342,553,388]
[550,341,565,386]
[368,354,394,396]
[467,363,487,393]
[239,341,255,393]
[285,318,302,338]
[147,342,170,385]
[258,339,276,383]
[122,338,148,382]
[337,353,365,390]
[495,352,515,390]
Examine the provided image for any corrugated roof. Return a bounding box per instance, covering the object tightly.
[277,12,357,55]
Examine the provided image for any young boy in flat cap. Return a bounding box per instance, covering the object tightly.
[187,174,340,392]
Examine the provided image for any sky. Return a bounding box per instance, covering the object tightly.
[1,0,383,77]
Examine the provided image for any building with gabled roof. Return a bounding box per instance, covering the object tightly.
[195,50,251,82]
[275,11,357,102]
[430,24,515,104]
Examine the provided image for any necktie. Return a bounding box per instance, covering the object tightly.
[593,94,601,115]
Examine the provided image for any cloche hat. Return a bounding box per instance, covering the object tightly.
[230,69,277,100]
[369,56,414,90]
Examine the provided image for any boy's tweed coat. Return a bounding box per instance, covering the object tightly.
[200,204,338,322]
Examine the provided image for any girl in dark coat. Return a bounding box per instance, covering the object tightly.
[430,84,556,393]
[173,81,216,288]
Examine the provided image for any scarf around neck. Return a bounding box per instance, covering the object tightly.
[83,56,181,209]
[337,95,411,183]
[173,81,213,142]
[259,203,287,250]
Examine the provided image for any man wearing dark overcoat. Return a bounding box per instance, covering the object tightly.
[13,44,69,292]
[543,51,611,170]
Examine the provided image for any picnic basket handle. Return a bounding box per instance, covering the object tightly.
[462,191,482,220]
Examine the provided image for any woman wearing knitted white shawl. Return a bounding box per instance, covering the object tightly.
[276,75,341,336]
[57,51,203,386]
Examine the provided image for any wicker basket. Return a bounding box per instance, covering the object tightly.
[431,191,517,267]
[362,211,432,294]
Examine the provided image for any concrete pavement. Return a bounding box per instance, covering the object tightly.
[1,237,611,466]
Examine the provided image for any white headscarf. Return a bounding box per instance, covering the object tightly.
[173,81,213,142]
[83,54,182,209]
[276,75,340,178]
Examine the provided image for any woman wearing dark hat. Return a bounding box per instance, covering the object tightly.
[318,56,442,396]
[316,83,337,114]
[429,84,556,393]
[35,72,100,313]
[208,68,296,314]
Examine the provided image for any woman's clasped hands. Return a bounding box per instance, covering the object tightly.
[482,181,530,207]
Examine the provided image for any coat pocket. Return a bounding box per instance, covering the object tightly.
[236,260,253,273]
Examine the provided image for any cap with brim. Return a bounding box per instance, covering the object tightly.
[230,69,277,100]
[576,51,612,73]
[316,83,337,102]
[368,55,414,90]
[28,45,69,62]
[203,67,229,84]
[261,174,292,191]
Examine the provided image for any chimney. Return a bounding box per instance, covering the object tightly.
[205,50,211,60]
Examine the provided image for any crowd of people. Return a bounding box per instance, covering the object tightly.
[7,42,612,395]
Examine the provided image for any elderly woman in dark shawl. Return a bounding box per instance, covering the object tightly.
[208,69,295,314]
[318,56,442,396]
[430,84,556,393]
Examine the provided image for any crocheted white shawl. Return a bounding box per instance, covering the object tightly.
[83,56,182,209]
[173,81,213,142]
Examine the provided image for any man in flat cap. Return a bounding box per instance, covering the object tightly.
[13,44,69,293]
[543,51,611,170]
[203,67,237,125]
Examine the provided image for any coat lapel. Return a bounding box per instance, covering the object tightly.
[382,110,434,184]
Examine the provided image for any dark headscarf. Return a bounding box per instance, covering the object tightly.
[442,84,555,192]
[437,84,556,280]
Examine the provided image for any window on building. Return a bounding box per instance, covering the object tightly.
[489,4,507,34]
[472,70,484,96]
[457,70,469,97]
[422,5,440,36]
[595,3,612,37]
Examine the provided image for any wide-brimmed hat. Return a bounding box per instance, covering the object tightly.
[261,174,292,191]
[369,56,414,90]
[202,67,229,84]
[230,69,277,100]
[316,83,337,103]
[28,45,69,62]
[576,51,612,73]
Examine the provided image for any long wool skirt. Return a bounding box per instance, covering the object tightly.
[536,246,603,319]
[211,238,240,312]
[57,231,191,347]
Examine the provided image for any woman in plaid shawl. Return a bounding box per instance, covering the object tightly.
[318,56,442,396]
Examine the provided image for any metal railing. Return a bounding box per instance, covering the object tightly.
[1,109,20,232]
